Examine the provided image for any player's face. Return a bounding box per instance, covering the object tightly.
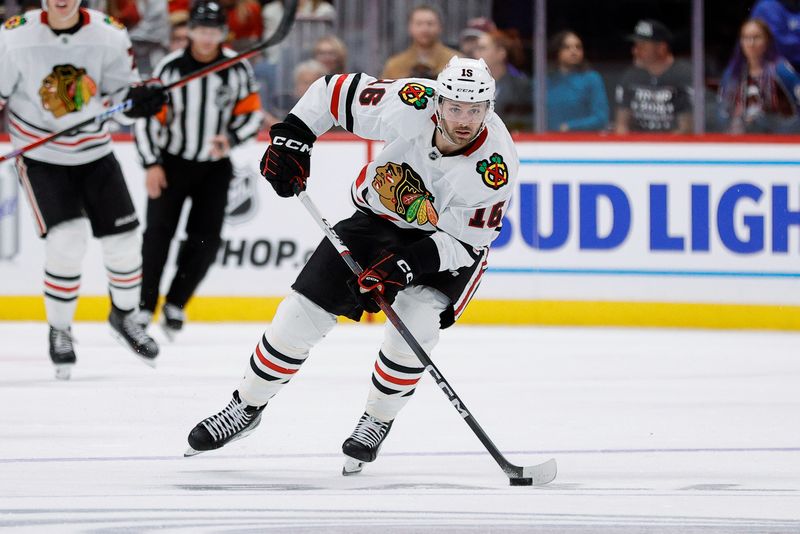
[439,98,488,144]
[189,26,226,59]
[47,0,80,23]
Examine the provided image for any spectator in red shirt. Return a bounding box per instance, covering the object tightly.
[221,0,263,52]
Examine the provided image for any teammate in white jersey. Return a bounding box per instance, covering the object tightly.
[0,0,167,378]
[185,57,518,474]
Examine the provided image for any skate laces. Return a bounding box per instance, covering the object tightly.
[350,413,390,448]
[131,309,153,327]
[202,395,256,441]
[122,313,153,346]
[50,328,74,354]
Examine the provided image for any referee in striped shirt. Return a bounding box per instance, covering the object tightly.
[134,0,263,338]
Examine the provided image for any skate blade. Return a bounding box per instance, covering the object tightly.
[342,456,364,476]
[160,322,178,343]
[184,446,203,457]
[109,328,158,368]
[54,364,73,380]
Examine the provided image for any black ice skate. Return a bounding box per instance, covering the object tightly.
[185,390,266,457]
[109,305,159,366]
[160,303,184,342]
[49,326,76,380]
[341,412,394,475]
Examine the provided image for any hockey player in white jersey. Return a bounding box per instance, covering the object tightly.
[186,57,518,474]
[0,0,167,378]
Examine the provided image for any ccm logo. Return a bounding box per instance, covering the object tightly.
[272,136,312,154]
[396,259,414,283]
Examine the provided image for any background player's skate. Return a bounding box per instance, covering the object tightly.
[49,326,76,380]
[160,303,185,342]
[109,305,159,366]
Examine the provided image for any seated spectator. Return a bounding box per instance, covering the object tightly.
[546,30,609,132]
[458,17,496,59]
[127,0,170,78]
[614,19,693,134]
[298,0,336,19]
[313,35,348,74]
[476,29,532,131]
[169,2,190,27]
[170,19,190,52]
[293,59,327,99]
[718,18,800,133]
[751,0,800,72]
[222,0,263,52]
[107,0,141,28]
[382,4,459,79]
[263,0,335,36]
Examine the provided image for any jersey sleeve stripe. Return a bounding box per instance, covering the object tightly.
[343,72,361,132]
[233,92,261,115]
[330,74,349,121]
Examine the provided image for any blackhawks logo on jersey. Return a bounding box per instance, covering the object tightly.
[372,161,439,226]
[476,153,509,190]
[39,65,98,119]
[4,15,26,30]
[398,82,434,110]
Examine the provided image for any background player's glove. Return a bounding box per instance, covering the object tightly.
[351,239,440,313]
[124,83,167,119]
[260,117,316,198]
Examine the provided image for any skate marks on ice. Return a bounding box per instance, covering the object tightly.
[2,452,800,533]
[1,509,800,534]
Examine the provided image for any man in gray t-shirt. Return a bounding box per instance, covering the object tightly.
[614,19,693,134]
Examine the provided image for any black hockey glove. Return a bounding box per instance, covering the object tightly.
[124,83,167,119]
[351,240,440,313]
[260,117,316,198]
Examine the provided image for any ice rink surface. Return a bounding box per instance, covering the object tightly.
[1,321,799,533]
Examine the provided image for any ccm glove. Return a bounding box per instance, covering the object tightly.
[260,116,316,197]
[124,83,167,119]
[351,239,440,312]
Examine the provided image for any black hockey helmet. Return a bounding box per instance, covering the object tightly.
[189,1,227,28]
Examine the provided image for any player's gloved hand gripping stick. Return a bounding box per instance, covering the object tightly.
[0,0,299,164]
[292,183,557,487]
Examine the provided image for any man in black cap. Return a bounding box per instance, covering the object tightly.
[614,19,693,134]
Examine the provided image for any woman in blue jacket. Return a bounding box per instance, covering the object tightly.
[718,18,800,134]
[546,30,609,132]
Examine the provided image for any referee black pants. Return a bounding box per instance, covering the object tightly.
[140,153,233,313]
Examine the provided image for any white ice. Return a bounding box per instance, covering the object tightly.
[1,322,799,533]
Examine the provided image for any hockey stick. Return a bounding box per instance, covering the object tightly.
[0,0,299,164]
[295,188,557,487]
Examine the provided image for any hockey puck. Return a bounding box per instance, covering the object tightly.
[509,477,533,486]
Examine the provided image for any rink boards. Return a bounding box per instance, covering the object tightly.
[1,135,799,329]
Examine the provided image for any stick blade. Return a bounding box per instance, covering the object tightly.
[522,458,557,486]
